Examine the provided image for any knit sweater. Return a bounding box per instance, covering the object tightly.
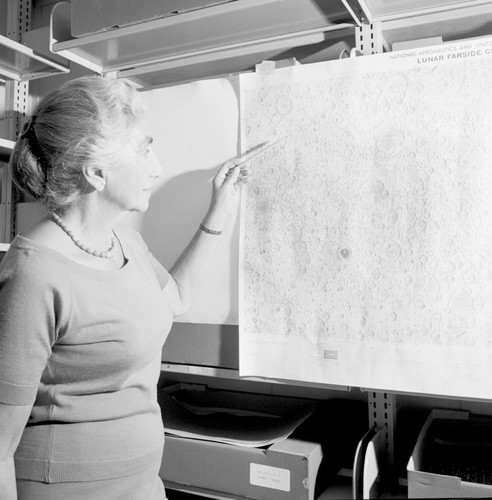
[0,230,174,483]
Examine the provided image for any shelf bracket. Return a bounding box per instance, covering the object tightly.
[340,0,368,25]
[50,2,103,74]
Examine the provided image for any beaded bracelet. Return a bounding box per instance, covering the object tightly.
[199,223,222,236]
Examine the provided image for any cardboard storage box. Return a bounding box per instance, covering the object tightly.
[158,385,368,499]
[161,435,323,500]
[407,409,492,498]
[158,384,321,499]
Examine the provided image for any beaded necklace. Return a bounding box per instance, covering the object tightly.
[50,212,118,259]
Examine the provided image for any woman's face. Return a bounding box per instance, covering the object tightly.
[103,120,162,214]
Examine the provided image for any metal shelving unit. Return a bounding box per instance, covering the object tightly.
[0,0,69,242]
[45,0,492,88]
[1,0,70,242]
[49,0,359,88]
[0,32,68,82]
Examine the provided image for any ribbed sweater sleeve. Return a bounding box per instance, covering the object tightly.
[0,245,65,406]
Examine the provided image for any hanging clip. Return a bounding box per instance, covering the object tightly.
[255,58,300,73]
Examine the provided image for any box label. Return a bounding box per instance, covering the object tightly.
[250,463,290,492]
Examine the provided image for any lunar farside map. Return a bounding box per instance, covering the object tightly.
[239,38,492,398]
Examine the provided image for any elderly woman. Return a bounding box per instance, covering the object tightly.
[0,76,247,500]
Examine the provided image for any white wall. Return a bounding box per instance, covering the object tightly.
[121,77,241,325]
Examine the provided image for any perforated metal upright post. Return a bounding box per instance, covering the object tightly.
[355,19,398,492]
[2,0,31,242]
[356,22,385,56]
[368,390,396,488]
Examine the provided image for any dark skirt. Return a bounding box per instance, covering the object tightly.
[17,464,167,500]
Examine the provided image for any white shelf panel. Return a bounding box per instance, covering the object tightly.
[0,33,69,81]
[124,25,354,88]
[161,363,350,391]
[49,0,357,85]
[361,0,492,22]
[0,138,14,162]
[382,2,492,48]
